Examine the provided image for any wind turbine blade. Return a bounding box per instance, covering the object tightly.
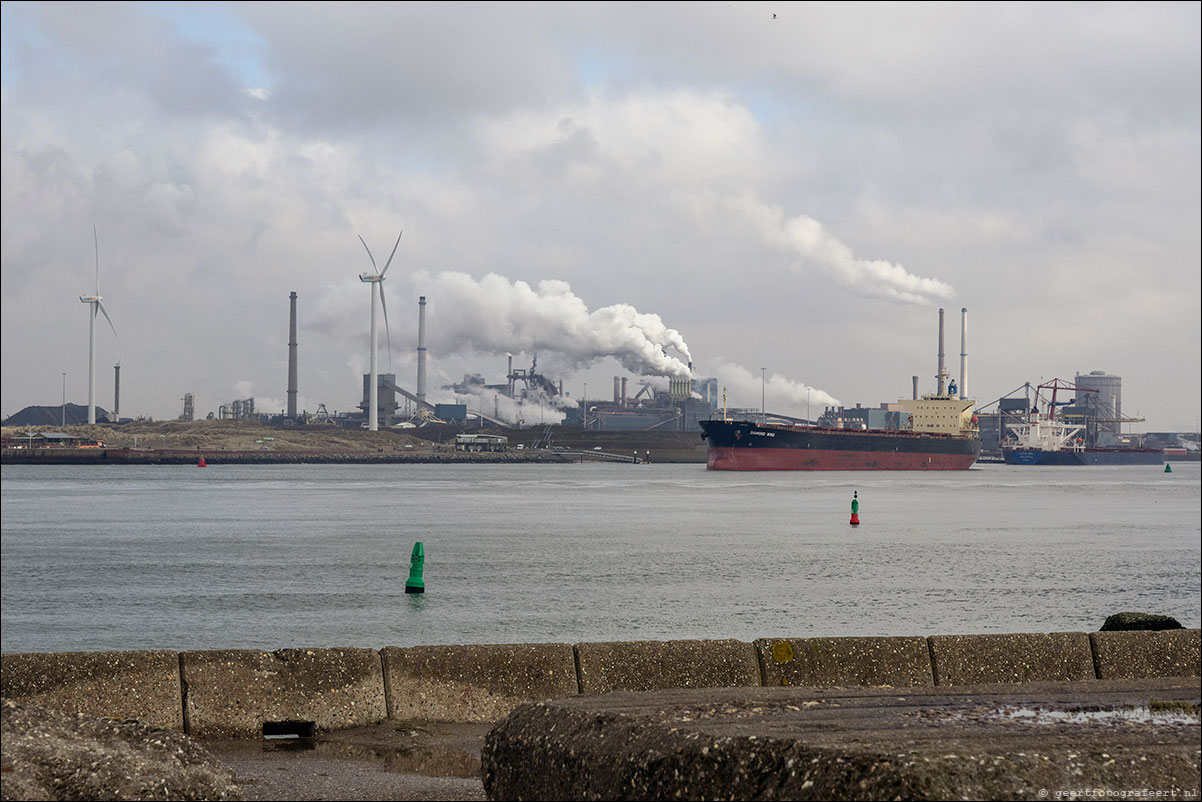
[380,229,403,277]
[379,283,393,369]
[97,301,117,337]
[93,223,100,294]
[357,235,377,272]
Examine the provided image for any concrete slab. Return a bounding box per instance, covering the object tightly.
[482,679,1202,801]
[1091,629,1201,679]
[928,632,1095,685]
[381,643,577,722]
[575,639,760,695]
[181,648,386,739]
[757,636,933,688]
[207,720,491,801]
[0,650,183,731]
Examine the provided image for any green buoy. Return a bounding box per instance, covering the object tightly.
[405,541,425,594]
[1164,463,1172,473]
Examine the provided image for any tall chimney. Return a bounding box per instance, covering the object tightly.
[613,376,620,404]
[416,296,427,405]
[936,307,947,396]
[959,307,968,400]
[287,292,298,419]
[113,363,120,421]
[912,375,919,400]
[507,354,514,396]
[621,377,628,407]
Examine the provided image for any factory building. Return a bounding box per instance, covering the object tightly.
[1073,370,1123,439]
[818,404,910,431]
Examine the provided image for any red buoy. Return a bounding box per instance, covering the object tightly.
[197,456,207,467]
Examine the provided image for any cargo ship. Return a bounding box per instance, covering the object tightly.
[1001,408,1163,466]
[999,378,1164,466]
[701,307,982,471]
[700,392,981,471]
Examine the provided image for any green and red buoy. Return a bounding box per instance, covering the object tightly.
[849,491,860,526]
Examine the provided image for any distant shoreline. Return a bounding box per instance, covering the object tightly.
[0,447,575,466]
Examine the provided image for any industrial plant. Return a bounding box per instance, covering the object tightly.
[4,280,1197,465]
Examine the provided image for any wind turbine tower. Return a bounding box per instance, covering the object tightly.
[80,225,117,425]
[357,230,403,432]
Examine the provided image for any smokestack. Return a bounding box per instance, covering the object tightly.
[912,375,919,401]
[287,292,298,419]
[959,307,968,400]
[621,377,628,407]
[113,363,120,421]
[613,376,620,404]
[508,354,514,396]
[417,296,427,405]
[936,307,947,396]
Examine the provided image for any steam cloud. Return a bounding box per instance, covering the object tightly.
[703,358,841,419]
[722,193,956,305]
[415,271,693,378]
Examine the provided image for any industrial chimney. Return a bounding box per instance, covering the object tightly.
[959,308,968,400]
[613,376,621,404]
[912,375,919,401]
[936,307,947,396]
[416,296,427,406]
[113,363,120,421]
[287,292,298,419]
[621,377,628,407]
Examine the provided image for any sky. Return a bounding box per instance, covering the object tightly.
[2,1,1199,430]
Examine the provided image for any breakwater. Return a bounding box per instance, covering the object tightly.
[3,630,1198,738]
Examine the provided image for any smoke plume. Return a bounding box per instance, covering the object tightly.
[702,358,841,419]
[721,193,956,305]
[415,271,693,378]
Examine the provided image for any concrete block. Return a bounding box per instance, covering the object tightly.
[0,650,182,731]
[382,643,577,722]
[1090,629,1201,679]
[756,636,933,688]
[575,639,759,695]
[180,648,386,738]
[928,632,1095,685]
[483,680,1202,801]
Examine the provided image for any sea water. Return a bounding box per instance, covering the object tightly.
[1,461,1198,653]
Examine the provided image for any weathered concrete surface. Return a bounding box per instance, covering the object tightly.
[482,679,1201,801]
[757,636,933,688]
[381,643,577,722]
[207,720,491,801]
[575,639,760,695]
[1092,629,1202,679]
[0,699,241,801]
[928,632,1095,685]
[180,648,386,739]
[0,650,183,731]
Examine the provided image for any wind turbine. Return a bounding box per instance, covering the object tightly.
[80,224,117,425]
[358,229,402,431]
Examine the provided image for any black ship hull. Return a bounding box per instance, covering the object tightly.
[699,419,981,471]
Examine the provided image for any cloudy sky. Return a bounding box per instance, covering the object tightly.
[2,1,1199,430]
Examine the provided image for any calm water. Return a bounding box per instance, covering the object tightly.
[1,461,1198,654]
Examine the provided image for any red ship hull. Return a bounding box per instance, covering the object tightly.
[706,446,979,471]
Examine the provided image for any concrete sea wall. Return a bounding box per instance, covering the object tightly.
[2,630,1198,738]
